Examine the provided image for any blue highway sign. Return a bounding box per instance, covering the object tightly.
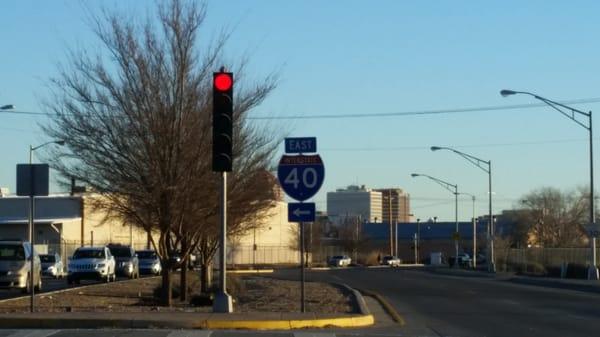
[285,137,317,154]
[288,202,316,222]
[277,154,325,201]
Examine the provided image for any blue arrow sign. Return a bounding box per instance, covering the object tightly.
[277,154,325,201]
[288,202,316,222]
[285,137,317,154]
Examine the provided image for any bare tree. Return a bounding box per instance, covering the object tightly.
[42,0,279,306]
[518,187,587,248]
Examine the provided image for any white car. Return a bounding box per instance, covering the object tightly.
[329,255,352,267]
[382,255,402,267]
[67,246,116,284]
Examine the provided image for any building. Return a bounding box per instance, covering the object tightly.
[0,192,300,266]
[375,188,411,223]
[228,201,300,265]
[327,185,382,224]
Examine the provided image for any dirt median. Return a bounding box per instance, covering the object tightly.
[0,273,353,314]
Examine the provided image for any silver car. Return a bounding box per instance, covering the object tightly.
[0,240,42,293]
[40,253,65,279]
[136,249,161,275]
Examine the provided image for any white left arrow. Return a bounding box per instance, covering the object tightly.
[293,207,311,217]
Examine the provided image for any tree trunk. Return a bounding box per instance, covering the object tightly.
[179,236,189,302]
[180,256,188,302]
[200,262,212,293]
[161,266,172,306]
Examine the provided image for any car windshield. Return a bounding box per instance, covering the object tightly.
[332,256,343,259]
[73,250,105,259]
[40,255,56,263]
[137,251,157,259]
[109,247,133,258]
[0,244,25,261]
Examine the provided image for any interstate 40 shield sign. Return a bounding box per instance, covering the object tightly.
[277,154,325,202]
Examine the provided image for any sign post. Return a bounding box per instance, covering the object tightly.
[277,137,324,313]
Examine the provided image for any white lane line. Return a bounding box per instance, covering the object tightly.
[6,330,60,337]
[166,331,212,337]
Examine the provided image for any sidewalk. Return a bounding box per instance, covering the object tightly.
[426,266,600,294]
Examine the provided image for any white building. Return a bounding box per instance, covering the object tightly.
[327,185,383,224]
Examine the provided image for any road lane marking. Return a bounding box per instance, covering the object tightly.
[6,330,59,337]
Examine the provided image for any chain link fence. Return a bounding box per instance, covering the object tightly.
[495,247,600,278]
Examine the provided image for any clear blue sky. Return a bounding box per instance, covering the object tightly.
[2,0,600,221]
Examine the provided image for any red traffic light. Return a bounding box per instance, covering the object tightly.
[214,73,233,92]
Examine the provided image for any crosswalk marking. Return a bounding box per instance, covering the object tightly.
[166,331,212,337]
[5,331,60,337]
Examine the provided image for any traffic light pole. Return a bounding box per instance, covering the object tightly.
[300,221,306,312]
[214,171,232,313]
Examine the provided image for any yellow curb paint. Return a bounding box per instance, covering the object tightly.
[204,314,374,330]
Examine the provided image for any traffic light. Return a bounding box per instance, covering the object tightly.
[212,71,233,172]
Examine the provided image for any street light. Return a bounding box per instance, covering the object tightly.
[411,173,459,266]
[430,146,495,273]
[0,104,15,110]
[28,140,65,312]
[501,89,598,280]
[458,192,477,268]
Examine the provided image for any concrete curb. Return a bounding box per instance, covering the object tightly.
[0,313,375,330]
[356,288,405,326]
[338,283,370,315]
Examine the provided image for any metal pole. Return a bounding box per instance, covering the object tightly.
[414,233,417,264]
[488,162,496,272]
[29,146,34,313]
[300,221,305,312]
[395,221,398,257]
[220,172,227,293]
[388,191,393,256]
[416,219,420,264]
[472,196,476,269]
[213,171,232,312]
[589,112,599,280]
[455,186,459,268]
[253,227,256,271]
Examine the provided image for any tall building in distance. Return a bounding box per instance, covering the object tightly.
[327,185,382,224]
[374,188,411,223]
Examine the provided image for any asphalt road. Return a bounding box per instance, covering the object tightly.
[273,267,600,337]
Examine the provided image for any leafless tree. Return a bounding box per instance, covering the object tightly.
[42,0,280,306]
[518,187,587,248]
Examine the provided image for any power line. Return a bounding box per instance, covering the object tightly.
[247,98,600,120]
[320,137,597,152]
[2,97,600,120]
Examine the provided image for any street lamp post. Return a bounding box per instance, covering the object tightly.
[28,140,65,312]
[411,173,459,267]
[431,146,495,273]
[458,192,477,268]
[501,89,598,280]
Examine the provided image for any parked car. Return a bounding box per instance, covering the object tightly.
[0,240,42,293]
[40,253,64,279]
[107,244,139,279]
[136,249,161,276]
[382,255,402,267]
[456,253,472,268]
[329,255,351,267]
[67,246,116,284]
